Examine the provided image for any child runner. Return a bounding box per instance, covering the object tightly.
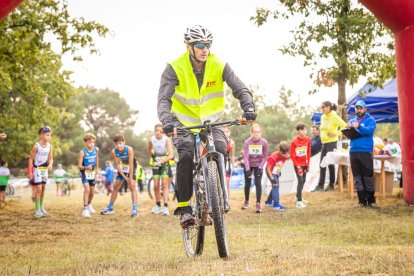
[224,126,235,199]
[0,161,10,207]
[242,123,268,213]
[101,134,138,217]
[264,142,289,211]
[28,126,53,218]
[104,161,114,196]
[78,133,99,218]
[148,123,174,216]
[290,123,311,208]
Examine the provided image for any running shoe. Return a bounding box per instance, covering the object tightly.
[34,210,43,218]
[180,213,195,229]
[162,207,170,216]
[324,186,334,192]
[131,209,138,218]
[255,203,262,214]
[272,203,286,211]
[368,203,380,210]
[101,207,114,215]
[152,205,163,214]
[294,197,309,204]
[241,201,249,210]
[311,186,323,192]
[296,201,306,208]
[88,205,96,214]
[82,208,91,218]
[264,200,273,207]
[40,207,48,215]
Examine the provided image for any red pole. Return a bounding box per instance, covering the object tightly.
[360,0,414,204]
[0,0,24,20]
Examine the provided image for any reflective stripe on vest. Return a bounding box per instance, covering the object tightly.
[171,53,225,130]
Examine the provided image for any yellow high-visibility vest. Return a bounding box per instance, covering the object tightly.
[171,53,225,131]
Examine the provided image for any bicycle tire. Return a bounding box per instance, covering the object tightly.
[182,174,205,257]
[207,160,229,258]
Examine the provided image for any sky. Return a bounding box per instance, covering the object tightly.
[62,0,367,133]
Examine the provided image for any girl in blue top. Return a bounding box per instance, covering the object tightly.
[78,133,99,218]
[101,134,138,217]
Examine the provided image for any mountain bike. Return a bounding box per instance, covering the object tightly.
[178,118,246,259]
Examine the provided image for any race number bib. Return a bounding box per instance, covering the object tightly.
[295,146,307,157]
[85,169,95,180]
[120,162,130,174]
[272,163,283,175]
[248,145,263,155]
[37,167,48,178]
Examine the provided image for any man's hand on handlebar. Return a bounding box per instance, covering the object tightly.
[242,107,257,122]
[162,124,175,136]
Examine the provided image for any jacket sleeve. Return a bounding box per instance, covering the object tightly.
[290,140,298,167]
[259,140,268,169]
[157,64,178,125]
[357,117,376,137]
[223,63,255,112]
[243,141,250,172]
[307,139,311,165]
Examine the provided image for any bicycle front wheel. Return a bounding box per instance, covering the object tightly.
[182,174,205,257]
[147,177,154,200]
[207,160,229,258]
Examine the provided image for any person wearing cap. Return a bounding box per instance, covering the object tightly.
[157,25,256,229]
[347,100,377,208]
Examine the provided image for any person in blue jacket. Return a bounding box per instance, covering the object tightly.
[347,100,377,208]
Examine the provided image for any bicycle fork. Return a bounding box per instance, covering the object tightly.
[201,153,230,215]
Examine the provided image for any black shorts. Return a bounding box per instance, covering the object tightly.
[32,181,46,186]
[0,186,6,192]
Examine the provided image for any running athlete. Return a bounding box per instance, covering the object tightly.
[242,123,268,213]
[0,161,10,207]
[148,123,174,216]
[101,134,138,217]
[28,126,53,218]
[224,126,235,199]
[78,133,99,218]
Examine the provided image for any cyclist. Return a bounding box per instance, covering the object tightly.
[53,163,70,196]
[78,133,99,217]
[157,25,256,228]
[148,123,174,216]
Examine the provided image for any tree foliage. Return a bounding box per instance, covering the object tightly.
[0,0,108,166]
[251,0,396,119]
[222,86,314,153]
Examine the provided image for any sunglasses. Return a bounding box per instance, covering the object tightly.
[193,43,211,49]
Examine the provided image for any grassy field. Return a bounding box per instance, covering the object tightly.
[1,184,414,275]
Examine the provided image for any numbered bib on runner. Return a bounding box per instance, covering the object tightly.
[85,169,95,180]
[295,146,307,157]
[37,167,48,178]
[248,145,263,155]
[120,162,130,173]
[272,166,282,176]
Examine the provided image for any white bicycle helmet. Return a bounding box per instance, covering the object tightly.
[184,25,213,44]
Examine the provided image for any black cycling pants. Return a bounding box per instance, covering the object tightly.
[244,167,263,203]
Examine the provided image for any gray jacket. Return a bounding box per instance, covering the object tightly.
[157,53,254,126]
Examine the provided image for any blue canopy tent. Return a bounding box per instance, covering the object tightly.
[311,79,399,124]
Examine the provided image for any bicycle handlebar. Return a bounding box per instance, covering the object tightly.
[171,118,248,137]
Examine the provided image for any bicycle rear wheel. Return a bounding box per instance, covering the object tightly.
[182,174,205,257]
[207,160,229,258]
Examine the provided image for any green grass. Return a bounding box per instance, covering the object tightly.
[1,185,414,275]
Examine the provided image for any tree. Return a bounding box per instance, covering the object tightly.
[75,87,141,166]
[0,0,109,165]
[251,0,395,120]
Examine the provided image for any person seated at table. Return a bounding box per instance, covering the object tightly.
[346,100,378,208]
